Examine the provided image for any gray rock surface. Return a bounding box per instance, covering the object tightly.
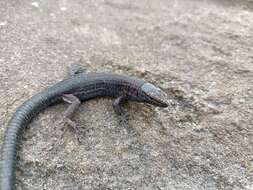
[0,0,253,189]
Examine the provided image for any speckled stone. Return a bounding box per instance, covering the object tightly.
[0,0,253,189]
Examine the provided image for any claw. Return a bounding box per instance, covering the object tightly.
[67,63,86,76]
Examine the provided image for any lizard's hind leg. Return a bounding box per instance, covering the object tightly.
[62,94,82,142]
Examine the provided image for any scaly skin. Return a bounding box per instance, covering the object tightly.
[0,72,168,190]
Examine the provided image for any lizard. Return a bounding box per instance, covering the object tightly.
[0,66,168,190]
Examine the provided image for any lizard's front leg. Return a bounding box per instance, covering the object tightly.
[112,96,130,127]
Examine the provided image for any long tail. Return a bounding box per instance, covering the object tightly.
[0,88,60,190]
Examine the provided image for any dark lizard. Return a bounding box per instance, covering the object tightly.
[0,67,168,190]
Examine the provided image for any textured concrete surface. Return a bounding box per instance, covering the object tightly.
[0,0,253,189]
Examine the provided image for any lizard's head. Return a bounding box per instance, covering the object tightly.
[140,83,169,107]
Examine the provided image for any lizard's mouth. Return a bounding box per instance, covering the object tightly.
[141,83,169,107]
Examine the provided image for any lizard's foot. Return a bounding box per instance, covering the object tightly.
[118,112,130,128]
[64,118,82,143]
[67,63,86,76]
